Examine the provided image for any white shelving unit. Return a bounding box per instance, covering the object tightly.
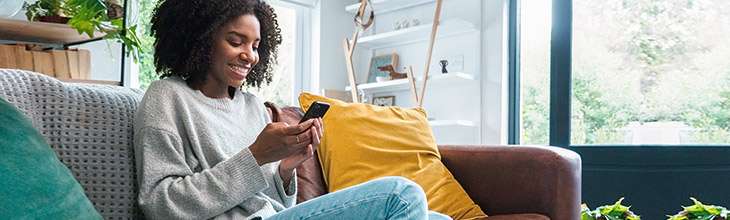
[342,0,482,145]
[345,0,437,15]
[358,19,476,49]
[345,72,475,93]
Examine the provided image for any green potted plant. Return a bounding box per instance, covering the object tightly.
[23,0,141,60]
[667,198,729,220]
[582,197,642,220]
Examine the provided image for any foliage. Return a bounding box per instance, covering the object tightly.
[521,85,549,144]
[136,0,158,90]
[667,198,729,220]
[24,0,62,20]
[582,198,641,220]
[23,0,142,61]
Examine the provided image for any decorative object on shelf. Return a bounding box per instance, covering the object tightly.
[22,0,142,60]
[0,0,25,18]
[343,0,374,103]
[439,59,448,74]
[667,198,728,220]
[372,95,395,106]
[367,52,399,83]
[394,16,421,30]
[581,197,641,220]
[377,64,407,80]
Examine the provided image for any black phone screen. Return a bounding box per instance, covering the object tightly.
[299,101,330,123]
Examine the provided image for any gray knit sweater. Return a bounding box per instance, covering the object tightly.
[133,77,296,220]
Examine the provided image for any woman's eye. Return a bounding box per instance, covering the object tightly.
[229,41,242,47]
[252,47,258,51]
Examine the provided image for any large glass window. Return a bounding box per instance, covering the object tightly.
[518,0,552,145]
[572,0,730,145]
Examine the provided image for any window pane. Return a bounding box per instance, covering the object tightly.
[519,0,552,145]
[137,0,159,90]
[248,5,297,106]
[572,0,730,144]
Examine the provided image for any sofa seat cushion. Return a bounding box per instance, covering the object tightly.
[487,214,549,220]
[0,97,101,219]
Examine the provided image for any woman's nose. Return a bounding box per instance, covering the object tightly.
[239,49,254,63]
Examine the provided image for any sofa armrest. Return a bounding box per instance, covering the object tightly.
[439,145,581,220]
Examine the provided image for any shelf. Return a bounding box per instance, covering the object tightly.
[429,119,479,145]
[346,72,475,94]
[357,19,476,49]
[0,18,104,45]
[346,0,436,15]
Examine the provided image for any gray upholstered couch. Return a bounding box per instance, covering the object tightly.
[0,69,582,220]
[0,69,142,219]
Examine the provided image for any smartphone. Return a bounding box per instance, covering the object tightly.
[299,101,330,123]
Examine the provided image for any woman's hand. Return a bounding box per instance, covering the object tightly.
[279,118,323,186]
[248,119,316,166]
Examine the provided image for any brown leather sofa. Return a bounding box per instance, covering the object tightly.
[268,104,583,220]
[2,70,580,219]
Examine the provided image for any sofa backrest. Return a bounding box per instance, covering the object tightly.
[0,69,143,219]
[264,103,328,203]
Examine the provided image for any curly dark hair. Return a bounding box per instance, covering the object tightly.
[150,0,282,88]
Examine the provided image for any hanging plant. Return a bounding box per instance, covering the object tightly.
[667,198,729,220]
[23,0,142,61]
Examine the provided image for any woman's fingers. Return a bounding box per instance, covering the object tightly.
[283,119,314,135]
[311,125,320,146]
[317,118,324,135]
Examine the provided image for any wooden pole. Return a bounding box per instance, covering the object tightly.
[343,33,360,102]
[418,0,443,107]
[341,0,372,103]
[406,65,419,105]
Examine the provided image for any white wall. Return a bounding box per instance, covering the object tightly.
[317,1,354,91]
[482,0,509,144]
[317,0,509,144]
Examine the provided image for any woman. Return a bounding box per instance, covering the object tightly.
[134,0,450,219]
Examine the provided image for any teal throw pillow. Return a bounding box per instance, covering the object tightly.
[0,97,101,219]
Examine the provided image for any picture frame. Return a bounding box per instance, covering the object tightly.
[367,52,399,83]
[372,95,396,106]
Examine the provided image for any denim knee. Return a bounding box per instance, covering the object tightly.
[374,176,427,205]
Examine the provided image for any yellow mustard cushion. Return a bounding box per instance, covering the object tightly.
[299,92,487,219]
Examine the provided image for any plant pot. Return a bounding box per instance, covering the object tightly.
[37,15,70,24]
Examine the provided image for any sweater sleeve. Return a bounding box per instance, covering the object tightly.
[134,127,268,219]
[259,161,297,209]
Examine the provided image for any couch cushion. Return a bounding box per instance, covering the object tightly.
[0,69,143,219]
[299,92,487,219]
[0,96,101,219]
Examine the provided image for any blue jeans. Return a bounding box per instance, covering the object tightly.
[267,176,451,220]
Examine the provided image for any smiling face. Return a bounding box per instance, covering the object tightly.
[201,14,261,98]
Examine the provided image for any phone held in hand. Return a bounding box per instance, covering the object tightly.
[300,101,330,123]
